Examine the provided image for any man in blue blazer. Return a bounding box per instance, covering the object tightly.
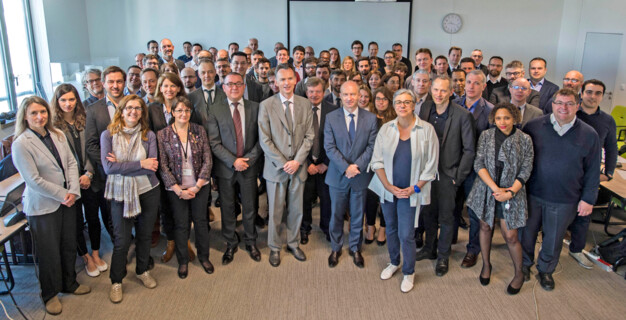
[324,81,378,268]
[529,57,560,114]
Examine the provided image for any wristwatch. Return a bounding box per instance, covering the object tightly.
[85,171,94,180]
[506,190,516,197]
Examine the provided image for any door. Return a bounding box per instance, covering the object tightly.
[581,32,623,113]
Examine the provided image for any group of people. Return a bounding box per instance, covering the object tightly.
[12,37,615,315]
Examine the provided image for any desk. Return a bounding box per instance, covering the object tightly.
[0,173,27,295]
[600,164,626,235]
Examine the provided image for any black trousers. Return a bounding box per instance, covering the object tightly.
[94,189,114,242]
[302,171,331,233]
[158,182,175,241]
[76,187,101,255]
[110,187,160,283]
[167,187,211,264]
[422,174,458,259]
[218,172,258,247]
[28,205,79,303]
[365,189,385,227]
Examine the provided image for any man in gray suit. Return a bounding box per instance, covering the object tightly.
[324,81,378,268]
[258,64,315,267]
[189,59,226,132]
[490,60,540,106]
[208,72,263,265]
[509,78,543,128]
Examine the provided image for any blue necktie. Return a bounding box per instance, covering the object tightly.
[348,113,355,143]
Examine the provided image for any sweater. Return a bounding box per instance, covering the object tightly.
[576,108,617,176]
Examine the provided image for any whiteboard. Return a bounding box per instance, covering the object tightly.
[289,1,411,59]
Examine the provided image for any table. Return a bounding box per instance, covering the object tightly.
[0,173,27,295]
[599,163,626,235]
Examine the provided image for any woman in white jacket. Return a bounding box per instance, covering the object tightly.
[368,89,439,293]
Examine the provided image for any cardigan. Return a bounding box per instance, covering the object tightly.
[157,122,212,189]
[466,128,534,229]
[100,129,160,188]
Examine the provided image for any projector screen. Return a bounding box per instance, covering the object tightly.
[288,1,411,59]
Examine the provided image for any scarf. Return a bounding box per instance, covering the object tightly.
[104,125,144,218]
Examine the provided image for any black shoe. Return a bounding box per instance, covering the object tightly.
[254,214,266,228]
[269,250,280,267]
[537,272,555,291]
[245,245,261,262]
[328,251,341,268]
[222,246,238,265]
[415,249,437,261]
[415,232,424,249]
[507,282,523,295]
[324,232,331,242]
[479,264,492,286]
[522,265,532,282]
[435,258,449,277]
[178,264,188,279]
[258,182,266,195]
[147,256,155,270]
[200,260,214,274]
[300,231,309,245]
[350,250,365,268]
[215,198,221,207]
[287,247,307,261]
[459,218,469,230]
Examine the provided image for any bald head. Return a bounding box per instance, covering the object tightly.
[509,78,531,106]
[217,49,229,60]
[563,70,584,93]
[340,81,360,111]
[160,38,174,60]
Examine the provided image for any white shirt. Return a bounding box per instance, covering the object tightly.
[488,75,503,84]
[343,106,358,131]
[228,98,246,143]
[550,113,576,136]
[512,101,526,118]
[529,78,545,92]
[185,59,199,71]
[278,93,295,121]
[203,84,216,103]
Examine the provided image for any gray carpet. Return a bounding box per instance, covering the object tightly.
[2,195,626,320]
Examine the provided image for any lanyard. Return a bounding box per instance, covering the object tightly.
[172,123,190,161]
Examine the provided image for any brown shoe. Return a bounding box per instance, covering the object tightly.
[151,230,160,248]
[161,240,175,263]
[461,252,478,268]
[208,207,215,222]
[45,296,62,315]
[187,240,196,262]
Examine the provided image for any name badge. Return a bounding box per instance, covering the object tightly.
[182,168,193,176]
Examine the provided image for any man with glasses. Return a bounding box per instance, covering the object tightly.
[124,65,145,97]
[294,57,318,97]
[489,60,539,106]
[180,67,198,94]
[82,68,105,107]
[230,51,265,103]
[562,70,584,101]
[521,88,600,291]
[368,42,385,70]
[392,43,412,74]
[509,78,543,128]
[143,54,160,70]
[471,49,489,75]
[486,56,507,99]
[411,70,433,115]
[207,72,263,265]
[529,57,560,114]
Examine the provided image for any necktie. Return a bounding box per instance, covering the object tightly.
[336,97,342,108]
[284,100,293,132]
[232,102,244,157]
[312,106,320,159]
[207,89,214,104]
[348,113,355,143]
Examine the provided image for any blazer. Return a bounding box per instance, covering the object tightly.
[418,101,476,185]
[245,74,267,103]
[453,96,494,139]
[60,126,97,191]
[12,129,80,216]
[323,92,341,107]
[207,98,262,179]
[189,86,227,132]
[323,107,378,191]
[466,128,534,230]
[489,86,540,107]
[100,130,160,188]
[85,98,112,189]
[520,103,544,128]
[309,100,338,165]
[157,123,212,188]
[535,79,560,114]
[258,94,315,183]
[147,102,173,135]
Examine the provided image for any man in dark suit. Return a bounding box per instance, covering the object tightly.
[85,66,127,241]
[416,76,476,277]
[486,56,507,99]
[268,42,293,68]
[490,60,540,106]
[447,46,462,75]
[509,78,544,128]
[529,57,560,114]
[323,70,346,108]
[453,70,494,269]
[325,81,378,268]
[411,70,433,116]
[294,57,318,97]
[258,64,314,267]
[207,72,263,265]
[81,69,104,107]
[300,77,337,244]
[392,43,413,75]
[189,59,226,132]
[471,49,489,76]
[368,41,386,70]
[231,51,266,103]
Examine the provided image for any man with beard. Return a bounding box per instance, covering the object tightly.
[82,68,105,107]
[180,67,197,94]
[124,65,144,96]
[295,57,318,97]
[486,56,507,98]
[489,60,539,106]
[324,70,346,107]
[160,38,185,70]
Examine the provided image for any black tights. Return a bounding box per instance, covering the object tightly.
[479,219,524,289]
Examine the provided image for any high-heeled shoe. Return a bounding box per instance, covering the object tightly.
[376,227,386,246]
[364,226,376,244]
[479,264,492,286]
[507,278,523,295]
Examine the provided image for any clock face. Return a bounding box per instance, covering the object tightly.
[442,13,462,34]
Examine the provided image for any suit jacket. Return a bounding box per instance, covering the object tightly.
[478,64,489,76]
[535,79,559,114]
[245,74,266,103]
[324,107,378,190]
[419,101,476,185]
[453,96,494,139]
[323,92,341,108]
[269,56,294,69]
[258,94,315,183]
[520,103,544,128]
[12,129,80,216]
[189,86,227,133]
[85,98,112,189]
[60,126,97,191]
[309,100,338,165]
[489,86,540,107]
[208,98,262,179]
[147,102,171,134]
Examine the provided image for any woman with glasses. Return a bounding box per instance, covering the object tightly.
[369,89,438,292]
[101,95,160,303]
[383,51,395,74]
[466,103,533,295]
[157,96,213,279]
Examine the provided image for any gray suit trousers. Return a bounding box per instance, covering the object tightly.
[266,176,305,251]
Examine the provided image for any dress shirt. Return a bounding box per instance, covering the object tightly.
[185,59,199,71]
[162,104,172,125]
[488,75,503,84]
[203,84,216,103]
[414,94,428,115]
[105,96,117,120]
[550,113,576,136]
[228,98,246,143]
[529,78,545,92]
[343,106,359,131]
[514,102,527,119]
[461,97,480,114]
[123,87,142,96]
[294,63,304,80]
[278,93,295,120]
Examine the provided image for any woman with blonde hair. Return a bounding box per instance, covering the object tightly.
[342,56,356,75]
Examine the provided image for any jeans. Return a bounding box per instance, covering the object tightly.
[381,199,416,275]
